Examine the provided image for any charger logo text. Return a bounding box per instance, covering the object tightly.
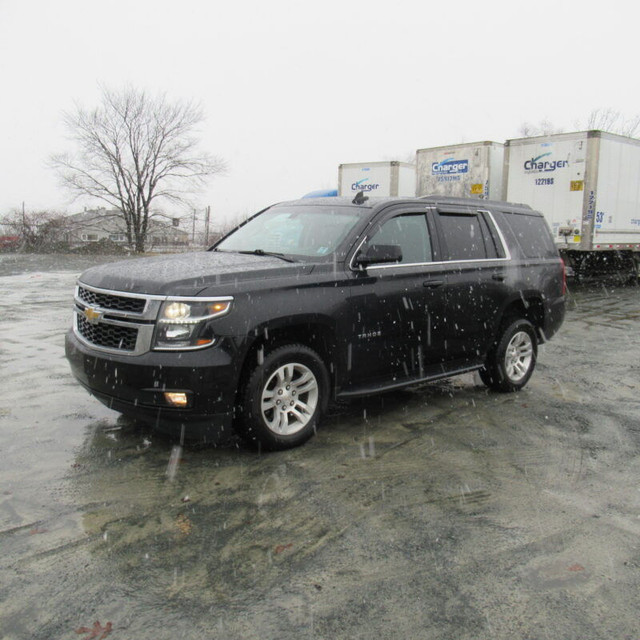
[431,158,469,175]
[524,152,569,172]
[351,178,380,192]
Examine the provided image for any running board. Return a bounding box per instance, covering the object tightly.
[337,363,484,399]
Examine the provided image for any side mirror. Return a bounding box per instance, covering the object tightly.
[354,244,403,268]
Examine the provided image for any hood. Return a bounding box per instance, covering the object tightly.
[78,251,316,296]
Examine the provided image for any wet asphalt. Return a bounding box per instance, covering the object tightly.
[1,254,639,640]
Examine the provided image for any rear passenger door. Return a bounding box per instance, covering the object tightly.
[432,205,510,363]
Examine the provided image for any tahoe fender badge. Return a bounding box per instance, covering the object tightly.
[358,330,382,340]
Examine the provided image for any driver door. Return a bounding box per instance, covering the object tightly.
[346,206,447,390]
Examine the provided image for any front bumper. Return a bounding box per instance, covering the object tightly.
[65,330,240,440]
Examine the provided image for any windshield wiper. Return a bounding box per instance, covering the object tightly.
[237,249,296,263]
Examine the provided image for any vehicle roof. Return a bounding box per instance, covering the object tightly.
[277,195,536,214]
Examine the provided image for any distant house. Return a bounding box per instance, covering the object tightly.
[65,208,190,249]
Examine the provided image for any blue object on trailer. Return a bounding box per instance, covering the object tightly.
[302,189,338,198]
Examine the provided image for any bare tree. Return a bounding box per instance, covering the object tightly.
[586,108,640,138]
[518,119,565,138]
[518,122,537,138]
[50,87,226,252]
[519,109,640,140]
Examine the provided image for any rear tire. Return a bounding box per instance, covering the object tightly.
[480,318,537,392]
[236,344,329,450]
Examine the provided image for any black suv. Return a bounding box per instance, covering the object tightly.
[66,195,566,450]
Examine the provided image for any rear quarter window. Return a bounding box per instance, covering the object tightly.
[499,212,558,259]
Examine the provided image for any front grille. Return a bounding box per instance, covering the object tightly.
[78,286,146,314]
[77,314,138,351]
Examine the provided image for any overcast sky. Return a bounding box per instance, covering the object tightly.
[1,0,637,228]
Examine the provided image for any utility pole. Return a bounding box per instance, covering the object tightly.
[192,208,196,245]
[204,205,211,246]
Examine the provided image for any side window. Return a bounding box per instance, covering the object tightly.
[438,213,492,261]
[366,213,432,264]
[500,212,558,259]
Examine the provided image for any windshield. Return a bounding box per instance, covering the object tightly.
[215,205,363,258]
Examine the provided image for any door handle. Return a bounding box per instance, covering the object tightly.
[492,274,505,282]
[423,279,444,288]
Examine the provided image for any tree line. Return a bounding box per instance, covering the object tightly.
[519,108,640,138]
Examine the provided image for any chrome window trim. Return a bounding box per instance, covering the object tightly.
[349,236,369,272]
[478,210,512,261]
[364,256,510,271]
[348,208,512,272]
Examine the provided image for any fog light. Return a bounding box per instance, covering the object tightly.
[164,392,189,408]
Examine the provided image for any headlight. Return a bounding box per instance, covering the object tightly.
[153,297,232,350]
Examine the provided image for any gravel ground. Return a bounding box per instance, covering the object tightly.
[1,254,639,640]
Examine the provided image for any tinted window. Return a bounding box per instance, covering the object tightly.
[438,213,492,261]
[366,213,432,264]
[501,212,557,259]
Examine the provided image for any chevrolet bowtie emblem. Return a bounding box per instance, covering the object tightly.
[83,307,103,324]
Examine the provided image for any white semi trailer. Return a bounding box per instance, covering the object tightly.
[338,161,416,198]
[504,131,640,277]
[416,141,504,200]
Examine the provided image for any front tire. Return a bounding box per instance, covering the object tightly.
[236,344,329,450]
[480,318,537,392]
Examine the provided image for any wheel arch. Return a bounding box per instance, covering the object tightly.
[235,315,340,410]
[498,294,546,342]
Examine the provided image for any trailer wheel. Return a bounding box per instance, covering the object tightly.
[236,344,329,450]
[480,318,538,392]
[629,254,639,285]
